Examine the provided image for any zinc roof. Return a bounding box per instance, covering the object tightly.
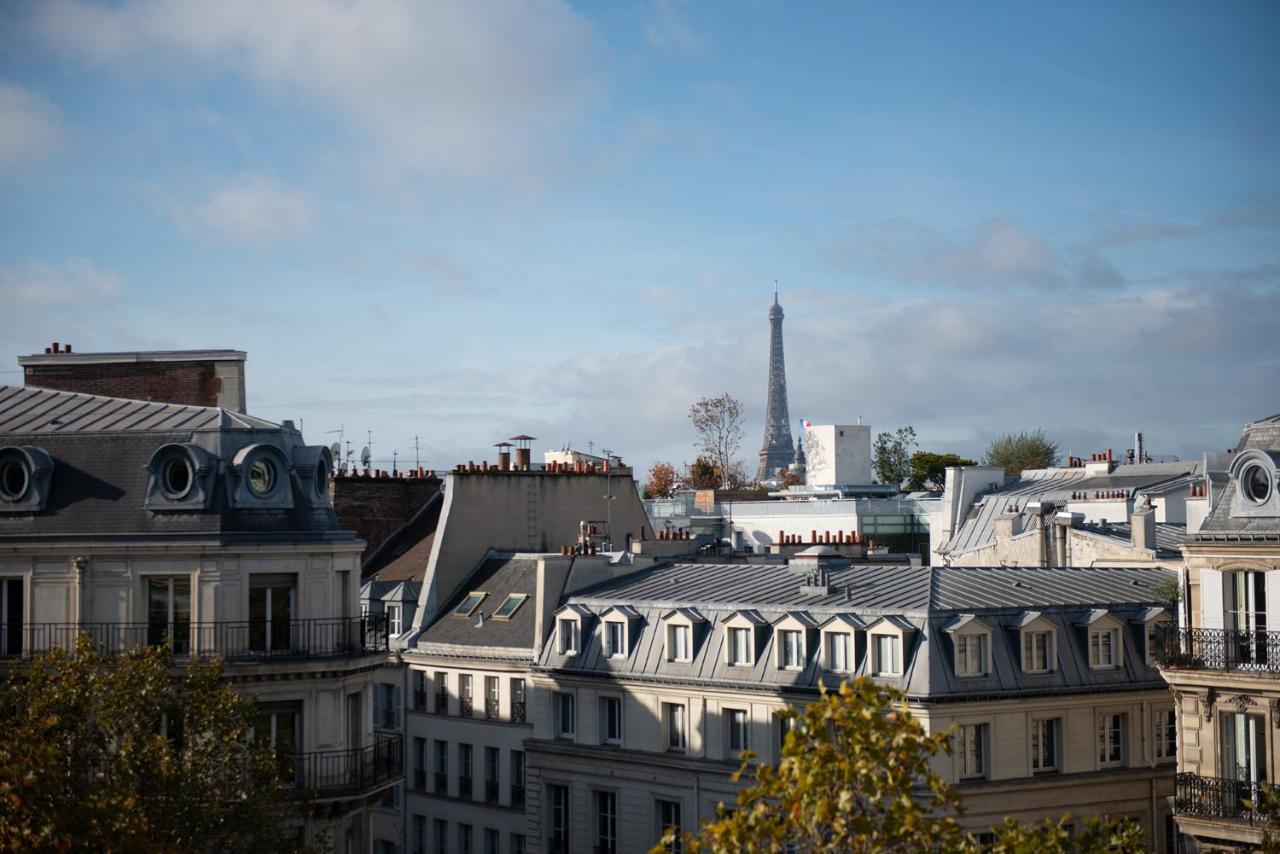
[0,385,275,435]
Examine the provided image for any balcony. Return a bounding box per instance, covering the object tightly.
[434,772,448,794]
[460,697,473,716]
[285,732,403,799]
[1157,628,1280,673]
[485,780,499,803]
[412,768,427,791]
[0,614,390,661]
[512,700,526,723]
[412,689,428,711]
[511,784,526,807]
[458,775,473,798]
[1175,772,1277,825]
[486,698,500,719]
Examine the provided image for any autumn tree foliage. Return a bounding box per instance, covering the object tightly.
[689,393,746,489]
[644,462,677,498]
[663,678,1146,853]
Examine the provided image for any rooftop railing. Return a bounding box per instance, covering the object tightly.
[1175,772,1277,825]
[287,732,403,798]
[1156,627,1280,673]
[0,614,390,661]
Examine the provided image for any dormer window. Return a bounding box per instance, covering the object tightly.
[955,634,987,677]
[1023,631,1053,673]
[667,624,690,662]
[455,592,487,617]
[1089,627,1119,669]
[728,627,752,666]
[872,634,901,676]
[819,614,864,673]
[558,618,580,656]
[605,621,626,658]
[722,610,767,667]
[661,608,705,663]
[1140,609,1173,666]
[779,630,804,670]
[825,632,850,672]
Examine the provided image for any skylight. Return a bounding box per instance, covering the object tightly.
[454,592,487,617]
[493,594,528,620]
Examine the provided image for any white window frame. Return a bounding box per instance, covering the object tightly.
[667,623,692,663]
[600,695,623,745]
[824,631,851,672]
[725,707,749,755]
[388,603,403,636]
[1030,716,1059,773]
[1089,627,1120,670]
[1021,629,1054,674]
[1097,711,1126,767]
[558,618,580,656]
[663,701,687,752]
[555,692,576,739]
[870,633,902,676]
[727,627,753,666]
[779,629,805,670]
[1155,707,1177,762]
[605,620,626,658]
[957,722,987,779]
[954,633,988,677]
[1145,618,1172,666]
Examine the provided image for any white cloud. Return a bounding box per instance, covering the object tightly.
[0,258,121,306]
[27,0,604,185]
[644,0,701,55]
[0,80,61,171]
[177,176,313,247]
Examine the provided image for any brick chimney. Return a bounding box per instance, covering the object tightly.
[510,434,535,470]
[1130,497,1157,552]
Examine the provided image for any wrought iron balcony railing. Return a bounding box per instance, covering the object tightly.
[283,732,403,798]
[511,700,526,722]
[460,697,473,716]
[0,615,389,661]
[458,775,472,798]
[485,780,499,802]
[485,698,500,719]
[1156,627,1280,673]
[434,772,448,794]
[1175,772,1277,825]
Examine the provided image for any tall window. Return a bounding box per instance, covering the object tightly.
[1097,713,1126,766]
[434,740,448,794]
[776,711,796,753]
[1089,628,1119,670]
[511,750,526,807]
[485,676,500,719]
[1031,717,1058,772]
[606,621,626,658]
[779,630,804,669]
[434,671,449,714]
[595,790,618,854]
[1155,709,1177,762]
[728,627,752,666]
[257,704,300,784]
[656,799,683,853]
[958,723,986,779]
[664,702,687,751]
[0,578,23,657]
[1022,630,1052,673]
[725,708,749,754]
[1222,711,1267,786]
[434,819,448,854]
[511,678,526,722]
[387,604,403,636]
[373,682,400,730]
[484,828,499,854]
[1226,571,1269,665]
[458,743,473,798]
[556,692,576,738]
[146,577,191,655]
[413,737,427,790]
[872,634,901,676]
[413,815,426,854]
[484,747,500,802]
[412,670,426,710]
[458,824,473,854]
[548,784,570,853]
[558,618,579,655]
[668,624,691,662]
[600,696,623,744]
[955,634,987,677]
[511,834,525,854]
[248,575,295,654]
[825,632,850,672]
[459,674,474,716]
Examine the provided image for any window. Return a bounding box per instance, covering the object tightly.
[1155,708,1177,762]
[1221,712,1266,788]
[664,702,687,751]
[249,575,296,654]
[656,799,683,853]
[412,737,427,790]
[958,723,987,779]
[485,676,500,719]
[146,576,191,655]
[484,828,499,854]
[434,740,448,794]
[1225,571,1268,666]
[459,674,474,716]
[458,743,473,798]
[668,624,691,662]
[548,784,570,853]
[776,711,796,753]
[493,594,528,619]
[413,815,426,854]
[511,834,525,854]
[1031,717,1059,772]
[0,456,30,502]
[1089,628,1119,669]
[511,750,526,807]
[558,619,580,655]
[595,790,618,854]
[955,634,987,677]
[555,692,576,738]
[457,824,473,854]
[825,632,850,672]
[605,621,626,658]
[247,456,277,497]
[725,708,749,754]
[1146,621,1166,666]
[455,592,486,617]
[434,672,449,714]
[1022,630,1053,673]
[1097,712,1126,766]
[434,820,448,854]
[0,578,24,657]
[412,670,426,710]
[779,630,804,669]
[511,678,526,722]
[484,747,499,802]
[373,682,401,730]
[871,634,901,676]
[257,704,300,783]
[600,696,623,744]
[727,627,753,665]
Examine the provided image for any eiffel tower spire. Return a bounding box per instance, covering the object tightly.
[757,290,795,480]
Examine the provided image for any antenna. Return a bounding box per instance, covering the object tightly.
[329,443,342,468]
[414,435,420,468]
[325,425,346,470]
[392,449,398,475]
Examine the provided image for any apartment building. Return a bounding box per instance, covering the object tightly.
[525,548,1180,853]
[0,381,401,850]
[1157,413,1280,850]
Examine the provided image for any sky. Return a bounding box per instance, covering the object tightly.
[1,1,1278,476]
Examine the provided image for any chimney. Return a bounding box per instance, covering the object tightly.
[510,434,535,470]
[495,441,512,471]
[1131,497,1156,552]
[1135,432,1144,464]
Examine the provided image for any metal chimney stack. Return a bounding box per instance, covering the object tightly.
[1135,432,1144,464]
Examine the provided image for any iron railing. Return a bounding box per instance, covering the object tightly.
[0,614,390,661]
[458,775,472,798]
[434,772,448,794]
[1156,627,1280,673]
[485,698,500,719]
[412,768,427,790]
[287,731,402,798]
[511,784,526,807]
[412,689,428,710]
[1174,772,1277,824]
[460,696,473,716]
[512,700,526,722]
[485,779,500,802]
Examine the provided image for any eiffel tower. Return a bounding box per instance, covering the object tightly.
[756,291,796,480]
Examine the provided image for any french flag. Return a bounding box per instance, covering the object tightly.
[800,419,810,428]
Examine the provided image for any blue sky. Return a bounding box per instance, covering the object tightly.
[2,1,1278,475]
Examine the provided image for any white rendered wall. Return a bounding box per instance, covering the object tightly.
[805,425,871,488]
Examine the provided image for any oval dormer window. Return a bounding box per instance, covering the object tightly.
[315,459,330,499]
[1244,464,1273,504]
[248,457,277,497]
[161,455,194,499]
[0,457,30,502]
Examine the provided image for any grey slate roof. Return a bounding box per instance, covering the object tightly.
[415,553,543,653]
[1074,521,1186,558]
[1194,415,1280,539]
[0,385,275,434]
[538,562,1174,701]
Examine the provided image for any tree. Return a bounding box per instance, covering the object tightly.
[644,462,677,498]
[0,637,313,853]
[689,394,746,489]
[683,457,721,490]
[985,429,1060,476]
[663,678,1145,853]
[873,425,917,486]
[907,451,977,491]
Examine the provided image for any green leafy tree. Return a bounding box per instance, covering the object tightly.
[662,677,1145,853]
[984,429,1060,476]
[0,637,313,853]
[873,425,917,486]
[689,394,746,489]
[908,451,977,491]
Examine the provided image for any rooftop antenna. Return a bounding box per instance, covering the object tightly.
[325,425,346,473]
[414,435,420,468]
[344,439,353,467]
[329,442,342,473]
[392,449,398,475]
[360,445,371,470]
[774,279,778,303]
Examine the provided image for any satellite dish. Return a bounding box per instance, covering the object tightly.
[360,446,372,468]
[329,443,341,460]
